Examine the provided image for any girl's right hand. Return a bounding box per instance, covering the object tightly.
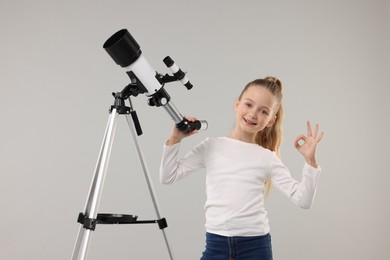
[166,116,199,146]
[294,120,324,168]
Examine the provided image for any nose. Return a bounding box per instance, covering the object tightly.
[248,109,257,119]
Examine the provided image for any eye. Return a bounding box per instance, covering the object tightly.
[244,102,252,108]
[259,109,269,116]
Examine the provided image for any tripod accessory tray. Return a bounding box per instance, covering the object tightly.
[77,212,168,231]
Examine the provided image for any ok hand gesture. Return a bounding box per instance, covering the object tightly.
[294,121,324,168]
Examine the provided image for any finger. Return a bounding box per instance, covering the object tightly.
[191,130,199,135]
[316,131,324,143]
[314,123,319,138]
[294,135,306,149]
[183,116,198,122]
[307,120,312,137]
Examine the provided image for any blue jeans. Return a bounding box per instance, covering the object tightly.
[200,232,273,260]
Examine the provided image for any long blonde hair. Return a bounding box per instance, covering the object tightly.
[238,77,284,197]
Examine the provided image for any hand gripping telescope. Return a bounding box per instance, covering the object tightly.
[103,29,208,132]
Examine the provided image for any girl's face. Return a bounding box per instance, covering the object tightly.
[234,85,277,135]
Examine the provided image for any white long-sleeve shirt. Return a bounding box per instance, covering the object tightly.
[160,136,321,237]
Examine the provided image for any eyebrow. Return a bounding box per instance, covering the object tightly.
[243,98,271,111]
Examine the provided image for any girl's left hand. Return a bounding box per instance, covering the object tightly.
[294,121,324,168]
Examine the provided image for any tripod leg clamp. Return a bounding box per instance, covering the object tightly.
[157,218,168,230]
[77,212,97,231]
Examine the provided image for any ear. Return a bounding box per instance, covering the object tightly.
[267,116,277,127]
[234,99,239,112]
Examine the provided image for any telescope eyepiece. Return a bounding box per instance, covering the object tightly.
[176,119,208,132]
[163,56,174,67]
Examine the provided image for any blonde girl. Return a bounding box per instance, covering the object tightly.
[160,77,324,260]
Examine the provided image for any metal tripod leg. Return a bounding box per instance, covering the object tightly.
[72,110,118,260]
[125,114,174,260]
[72,108,174,260]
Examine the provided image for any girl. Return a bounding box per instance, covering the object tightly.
[160,77,324,260]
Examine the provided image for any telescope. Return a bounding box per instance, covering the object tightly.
[73,29,207,260]
[103,29,208,132]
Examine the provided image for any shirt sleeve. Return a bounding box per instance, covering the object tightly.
[269,154,321,209]
[159,139,207,184]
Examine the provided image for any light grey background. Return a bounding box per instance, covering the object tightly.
[1,0,389,259]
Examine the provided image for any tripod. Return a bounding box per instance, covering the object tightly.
[72,89,174,260]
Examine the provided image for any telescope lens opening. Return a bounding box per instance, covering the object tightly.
[103,29,142,67]
[103,29,127,49]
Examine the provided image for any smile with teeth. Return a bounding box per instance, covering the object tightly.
[244,117,257,125]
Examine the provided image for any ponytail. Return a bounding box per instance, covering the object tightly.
[242,77,283,154]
